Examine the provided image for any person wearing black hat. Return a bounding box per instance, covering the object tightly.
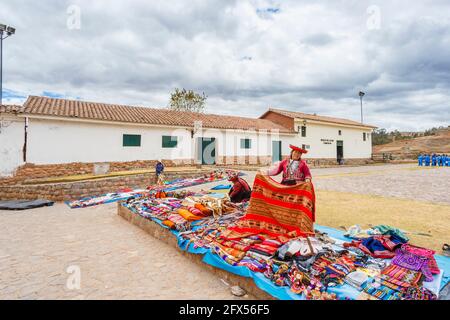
[264,144,312,185]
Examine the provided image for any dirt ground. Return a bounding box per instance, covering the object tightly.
[1,163,449,299]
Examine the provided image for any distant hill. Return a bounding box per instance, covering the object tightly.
[373,129,450,160]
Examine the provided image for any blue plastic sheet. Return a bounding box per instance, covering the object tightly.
[124,203,450,299]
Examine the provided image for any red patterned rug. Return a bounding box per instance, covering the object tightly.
[222,173,316,240]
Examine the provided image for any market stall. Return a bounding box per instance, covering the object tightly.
[118,174,449,300]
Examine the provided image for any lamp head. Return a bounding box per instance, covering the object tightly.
[359,91,365,98]
[6,26,15,35]
[0,24,6,32]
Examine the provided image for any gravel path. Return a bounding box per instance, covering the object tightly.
[0,202,251,300]
[311,164,450,204]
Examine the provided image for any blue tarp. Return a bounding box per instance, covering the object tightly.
[125,203,450,300]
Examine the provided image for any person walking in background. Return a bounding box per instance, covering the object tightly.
[155,159,165,185]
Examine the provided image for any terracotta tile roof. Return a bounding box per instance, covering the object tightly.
[0,104,24,114]
[22,96,295,133]
[261,108,377,129]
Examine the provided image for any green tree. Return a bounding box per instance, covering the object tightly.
[372,128,391,145]
[168,88,207,113]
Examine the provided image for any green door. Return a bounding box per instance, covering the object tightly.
[272,141,282,162]
[198,137,216,165]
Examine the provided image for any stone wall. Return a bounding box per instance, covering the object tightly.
[0,170,210,202]
[0,159,194,185]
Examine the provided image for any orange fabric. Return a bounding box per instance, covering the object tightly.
[178,208,203,221]
[194,203,213,216]
[162,220,175,229]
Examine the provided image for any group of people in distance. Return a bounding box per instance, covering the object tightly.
[418,153,450,166]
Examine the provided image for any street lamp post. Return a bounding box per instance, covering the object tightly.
[359,91,365,124]
[0,23,16,106]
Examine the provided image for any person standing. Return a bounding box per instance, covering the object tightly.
[432,153,437,166]
[425,154,431,166]
[264,144,312,185]
[155,159,165,185]
[418,154,423,166]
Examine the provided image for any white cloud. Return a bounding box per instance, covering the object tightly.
[0,0,449,131]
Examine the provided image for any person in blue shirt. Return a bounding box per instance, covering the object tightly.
[446,154,450,167]
[431,154,437,166]
[425,154,431,166]
[418,154,423,166]
[155,159,165,185]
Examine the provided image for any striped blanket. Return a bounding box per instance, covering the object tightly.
[223,173,316,240]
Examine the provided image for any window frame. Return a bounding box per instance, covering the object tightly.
[301,126,307,137]
[162,135,179,148]
[240,138,252,149]
[123,134,142,147]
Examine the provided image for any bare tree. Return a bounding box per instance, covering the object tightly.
[168,88,207,113]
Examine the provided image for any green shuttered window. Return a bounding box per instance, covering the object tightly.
[240,138,251,149]
[123,134,141,147]
[162,136,178,148]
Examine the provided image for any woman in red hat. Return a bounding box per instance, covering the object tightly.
[228,173,252,203]
[264,144,312,185]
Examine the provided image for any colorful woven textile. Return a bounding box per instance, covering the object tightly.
[380,264,423,288]
[226,173,315,239]
[343,235,405,259]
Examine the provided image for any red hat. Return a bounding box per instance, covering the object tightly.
[289,144,308,154]
[227,172,239,181]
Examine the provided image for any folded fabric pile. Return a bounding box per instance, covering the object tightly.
[343,234,407,259]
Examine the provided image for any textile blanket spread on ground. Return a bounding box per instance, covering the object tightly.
[224,173,316,240]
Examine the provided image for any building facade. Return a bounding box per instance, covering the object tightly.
[0,96,376,177]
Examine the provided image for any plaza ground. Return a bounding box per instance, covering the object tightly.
[1,163,448,299]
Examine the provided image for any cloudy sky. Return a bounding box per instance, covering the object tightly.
[1,0,449,131]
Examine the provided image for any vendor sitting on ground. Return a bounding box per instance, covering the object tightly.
[264,144,312,185]
[155,159,165,185]
[228,173,252,203]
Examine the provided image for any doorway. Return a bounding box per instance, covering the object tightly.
[272,141,282,163]
[337,140,344,164]
[198,137,216,165]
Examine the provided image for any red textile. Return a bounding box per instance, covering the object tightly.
[224,173,315,239]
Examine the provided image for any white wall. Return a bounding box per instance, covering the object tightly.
[25,118,295,165]
[26,118,193,164]
[9,116,371,170]
[0,114,25,176]
[292,120,373,159]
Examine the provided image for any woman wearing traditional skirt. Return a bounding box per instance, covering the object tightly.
[265,144,312,185]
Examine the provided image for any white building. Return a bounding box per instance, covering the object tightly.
[0,96,376,177]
